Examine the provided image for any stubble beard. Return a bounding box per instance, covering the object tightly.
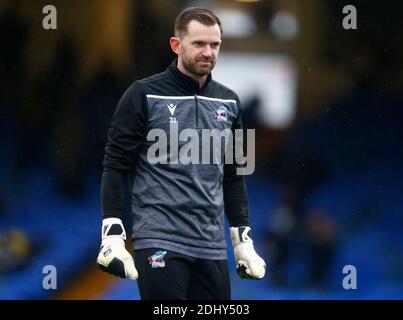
[182,55,216,77]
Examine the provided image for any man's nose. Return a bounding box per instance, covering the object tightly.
[202,45,213,57]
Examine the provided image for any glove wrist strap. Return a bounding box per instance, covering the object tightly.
[230,226,253,247]
[102,217,126,241]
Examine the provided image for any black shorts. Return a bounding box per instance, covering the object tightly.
[134,248,231,300]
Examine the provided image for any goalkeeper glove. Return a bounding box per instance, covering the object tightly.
[96,218,138,280]
[230,226,266,280]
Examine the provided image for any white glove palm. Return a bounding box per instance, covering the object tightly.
[230,226,266,280]
[96,218,138,280]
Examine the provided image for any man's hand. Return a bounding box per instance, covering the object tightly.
[96,218,138,280]
[230,226,266,280]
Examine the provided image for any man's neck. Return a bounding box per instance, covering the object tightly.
[177,59,207,90]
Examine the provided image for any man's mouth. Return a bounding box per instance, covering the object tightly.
[197,61,212,66]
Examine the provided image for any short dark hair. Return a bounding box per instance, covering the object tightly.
[174,7,223,38]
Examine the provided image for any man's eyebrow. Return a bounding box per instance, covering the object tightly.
[191,40,221,44]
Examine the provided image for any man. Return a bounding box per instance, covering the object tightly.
[97,7,266,300]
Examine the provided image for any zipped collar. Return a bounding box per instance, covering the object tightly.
[167,59,212,94]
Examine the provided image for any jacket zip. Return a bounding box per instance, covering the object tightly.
[194,94,199,127]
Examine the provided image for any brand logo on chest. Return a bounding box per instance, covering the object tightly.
[167,103,177,123]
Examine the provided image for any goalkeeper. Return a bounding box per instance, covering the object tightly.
[97,7,266,300]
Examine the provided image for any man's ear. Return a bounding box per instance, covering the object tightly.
[170,36,181,55]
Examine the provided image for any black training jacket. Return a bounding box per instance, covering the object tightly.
[102,60,249,259]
